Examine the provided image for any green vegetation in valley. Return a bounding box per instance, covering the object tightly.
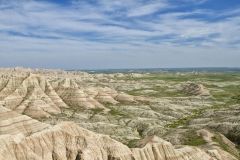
[211,84,240,104]
[108,107,131,118]
[125,72,240,99]
[165,108,204,128]
[127,139,139,148]
[121,72,240,82]
[183,130,207,146]
[90,108,104,115]
[127,86,188,98]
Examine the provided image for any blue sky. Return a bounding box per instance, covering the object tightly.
[0,0,240,69]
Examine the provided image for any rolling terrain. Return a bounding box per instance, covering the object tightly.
[0,67,239,160]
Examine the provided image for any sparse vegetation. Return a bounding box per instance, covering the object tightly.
[127,86,188,98]
[183,130,206,146]
[127,139,139,148]
[109,107,130,118]
[90,108,104,115]
[166,108,204,128]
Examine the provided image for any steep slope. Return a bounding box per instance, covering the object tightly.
[132,136,212,160]
[54,78,137,110]
[197,129,239,160]
[0,106,50,136]
[94,87,119,104]
[0,74,67,118]
[55,78,105,109]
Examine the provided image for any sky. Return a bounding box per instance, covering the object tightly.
[0,0,240,69]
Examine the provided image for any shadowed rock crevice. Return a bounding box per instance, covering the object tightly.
[75,152,82,160]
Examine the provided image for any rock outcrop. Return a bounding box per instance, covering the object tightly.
[182,82,210,96]
[0,106,50,136]
[0,74,66,118]
[197,129,239,160]
[55,79,105,109]
[132,135,212,160]
[0,121,226,160]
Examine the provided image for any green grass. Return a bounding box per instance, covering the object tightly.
[120,72,240,83]
[211,85,240,101]
[165,83,240,129]
[89,108,105,119]
[231,94,240,104]
[127,139,139,148]
[166,108,204,128]
[183,130,207,146]
[108,107,130,118]
[90,108,104,114]
[127,86,188,98]
[166,117,190,128]
[125,72,240,99]
[165,101,234,129]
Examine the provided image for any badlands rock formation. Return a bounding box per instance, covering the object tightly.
[0,106,50,135]
[0,119,225,160]
[182,82,210,96]
[0,73,65,118]
[197,129,239,160]
[0,68,239,160]
[55,78,105,109]
[0,69,137,118]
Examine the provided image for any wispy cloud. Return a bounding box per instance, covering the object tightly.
[127,1,169,17]
[181,0,209,4]
[0,0,239,68]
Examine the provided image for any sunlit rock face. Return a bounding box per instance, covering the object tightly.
[0,74,64,118]
[0,121,230,160]
[0,106,50,136]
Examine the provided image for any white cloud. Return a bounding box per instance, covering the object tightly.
[127,1,168,17]
[0,0,239,68]
[0,0,239,47]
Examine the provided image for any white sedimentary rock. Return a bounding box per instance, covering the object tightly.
[0,106,50,136]
[0,74,64,118]
[0,122,224,160]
